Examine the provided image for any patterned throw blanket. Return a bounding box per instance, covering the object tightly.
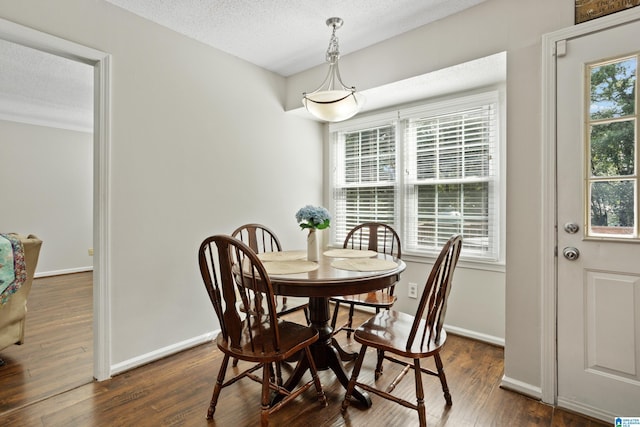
[0,233,27,307]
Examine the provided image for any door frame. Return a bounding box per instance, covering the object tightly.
[541,6,640,414]
[0,18,112,381]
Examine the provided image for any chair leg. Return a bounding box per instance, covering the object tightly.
[232,357,239,367]
[330,300,341,330]
[261,362,271,427]
[434,352,452,405]
[374,349,385,379]
[207,354,230,419]
[342,344,367,412]
[274,362,283,387]
[266,363,278,384]
[346,304,355,338]
[305,347,328,406]
[413,358,427,427]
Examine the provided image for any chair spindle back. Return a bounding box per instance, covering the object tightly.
[344,222,401,258]
[408,234,462,351]
[232,223,281,254]
[198,235,282,353]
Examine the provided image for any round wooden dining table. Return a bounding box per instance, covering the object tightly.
[262,250,406,408]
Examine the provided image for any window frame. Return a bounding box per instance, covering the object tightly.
[584,54,639,240]
[328,88,506,267]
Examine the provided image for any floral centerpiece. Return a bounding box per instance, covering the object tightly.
[295,205,331,262]
[295,205,331,230]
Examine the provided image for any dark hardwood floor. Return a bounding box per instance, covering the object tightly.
[0,272,93,414]
[0,272,611,426]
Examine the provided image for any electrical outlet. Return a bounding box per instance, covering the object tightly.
[408,282,418,299]
[88,248,94,256]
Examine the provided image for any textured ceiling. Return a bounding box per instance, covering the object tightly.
[105,0,486,76]
[0,0,487,132]
[0,39,93,132]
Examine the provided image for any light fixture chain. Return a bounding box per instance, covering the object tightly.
[326,25,340,64]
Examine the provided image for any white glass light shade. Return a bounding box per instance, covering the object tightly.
[302,90,364,122]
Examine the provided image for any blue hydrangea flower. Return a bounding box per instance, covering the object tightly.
[295,205,331,230]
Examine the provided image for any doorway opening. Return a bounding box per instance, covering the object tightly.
[0,16,112,405]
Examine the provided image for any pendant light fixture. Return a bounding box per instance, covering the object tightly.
[302,17,364,122]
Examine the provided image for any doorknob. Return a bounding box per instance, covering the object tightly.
[563,247,580,260]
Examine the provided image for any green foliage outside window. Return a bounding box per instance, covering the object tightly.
[588,57,637,233]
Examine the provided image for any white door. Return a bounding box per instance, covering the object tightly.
[557,18,640,420]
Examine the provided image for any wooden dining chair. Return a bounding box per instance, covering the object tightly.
[341,234,462,427]
[232,224,310,323]
[330,223,402,337]
[198,234,327,426]
[330,222,401,372]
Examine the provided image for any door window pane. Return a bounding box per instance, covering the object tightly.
[590,58,636,120]
[590,120,635,177]
[586,55,639,238]
[590,180,635,236]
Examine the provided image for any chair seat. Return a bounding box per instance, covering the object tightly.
[330,291,396,308]
[354,309,446,358]
[217,317,318,363]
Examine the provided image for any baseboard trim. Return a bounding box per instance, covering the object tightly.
[557,397,615,424]
[500,375,542,400]
[35,266,93,277]
[110,331,217,377]
[443,324,505,347]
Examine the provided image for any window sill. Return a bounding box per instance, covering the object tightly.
[325,244,505,273]
[402,252,505,273]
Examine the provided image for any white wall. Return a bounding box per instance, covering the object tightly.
[0,119,93,274]
[289,0,574,397]
[0,0,324,367]
[393,260,505,345]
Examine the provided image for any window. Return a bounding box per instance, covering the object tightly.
[330,91,503,262]
[586,55,638,238]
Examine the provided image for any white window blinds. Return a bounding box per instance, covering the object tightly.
[332,122,398,245]
[404,99,499,260]
[330,91,501,262]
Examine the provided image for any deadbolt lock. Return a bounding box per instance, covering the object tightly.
[564,222,579,234]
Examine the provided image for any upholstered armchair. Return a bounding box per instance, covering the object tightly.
[0,234,42,365]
